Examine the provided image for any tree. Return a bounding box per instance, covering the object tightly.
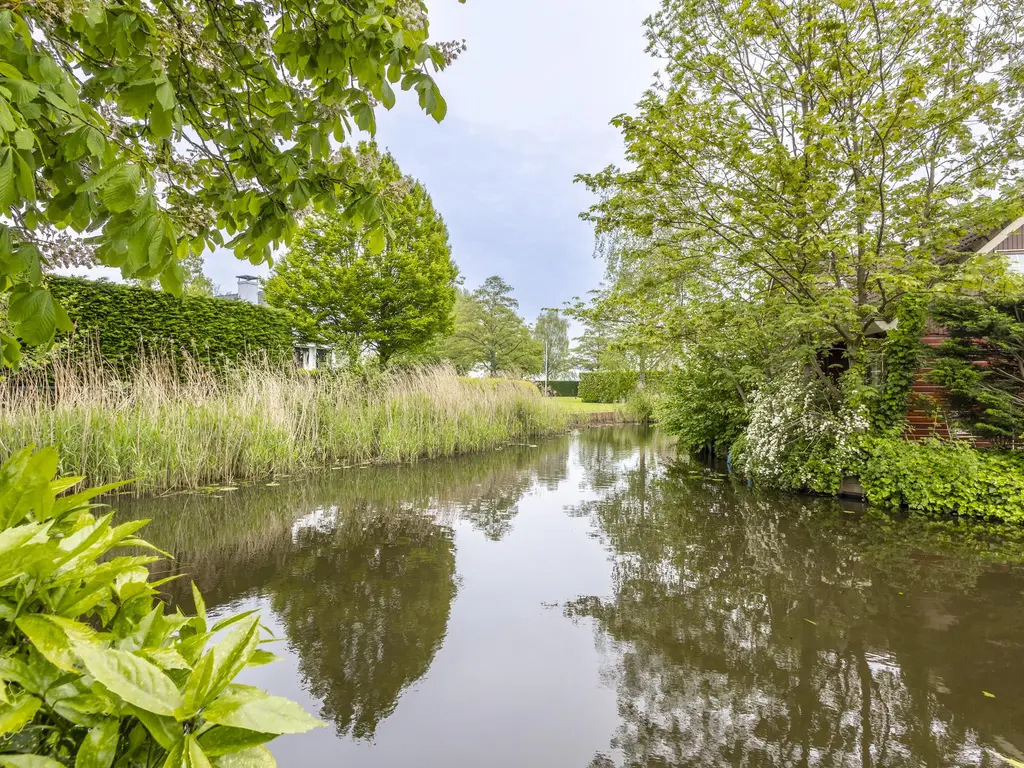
[133,252,216,296]
[534,309,571,379]
[442,277,543,375]
[580,0,1024,380]
[0,0,460,366]
[567,237,677,386]
[265,146,457,365]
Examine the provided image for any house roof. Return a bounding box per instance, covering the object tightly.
[960,212,1024,254]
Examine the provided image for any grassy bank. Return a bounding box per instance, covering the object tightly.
[0,358,574,491]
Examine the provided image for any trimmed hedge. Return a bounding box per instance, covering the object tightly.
[579,371,668,403]
[48,276,293,367]
[542,380,580,397]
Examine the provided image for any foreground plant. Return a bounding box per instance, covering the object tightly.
[0,446,321,766]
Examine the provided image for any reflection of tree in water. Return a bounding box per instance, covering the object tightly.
[270,508,456,739]
[569,458,1024,767]
[117,436,575,738]
[574,426,676,493]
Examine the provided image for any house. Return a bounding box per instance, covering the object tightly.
[958,213,1024,267]
[903,214,1024,442]
[218,276,335,371]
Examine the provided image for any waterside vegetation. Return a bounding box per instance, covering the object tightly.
[0,358,575,492]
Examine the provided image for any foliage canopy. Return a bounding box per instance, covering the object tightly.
[441,277,542,376]
[265,146,458,365]
[0,0,459,367]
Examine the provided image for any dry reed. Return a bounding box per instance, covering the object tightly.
[0,355,573,491]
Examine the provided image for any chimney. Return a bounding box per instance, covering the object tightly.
[236,275,261,304]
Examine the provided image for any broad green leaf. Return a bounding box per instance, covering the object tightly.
[75,718,119,768]
[99,164,140,213]
[9,288,58,346]
[127,704,180,750]
[0,757,66,768]
[197,726,274,757]
[13,128,33,149]
[0,695,41,735]
[213,746,276,768]
[206,616,260,703]
[185,736,214,768]
[76,645,183,717]
[0,147,14,210]
[202,687,322,735]
[17,615,97,672]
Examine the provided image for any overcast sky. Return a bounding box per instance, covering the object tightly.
[68,0,662,325]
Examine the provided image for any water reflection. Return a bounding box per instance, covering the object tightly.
[118,428,1024,767]
[568,456,1024,767]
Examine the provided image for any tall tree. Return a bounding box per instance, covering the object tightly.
[534,309,571,379]
[442,277,542,375]
[265,146,458,366]
[0,0,459,366]
[580,0,1024,376]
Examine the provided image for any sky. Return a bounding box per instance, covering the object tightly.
[66,0,663,326]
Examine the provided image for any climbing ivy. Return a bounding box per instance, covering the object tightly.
[871,298,927,433]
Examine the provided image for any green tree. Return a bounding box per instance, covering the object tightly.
[264,146,458,366]
[580,0,1024,381]
[534,309,571,379]
[0,0,459,367]
[442,277,543,375]
[133,252,216,296]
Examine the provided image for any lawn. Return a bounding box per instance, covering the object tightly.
[554,397,620,413]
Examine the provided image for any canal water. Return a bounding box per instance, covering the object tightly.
[119,427,1024,767]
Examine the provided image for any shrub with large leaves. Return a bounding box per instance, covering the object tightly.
[0,447,321,766]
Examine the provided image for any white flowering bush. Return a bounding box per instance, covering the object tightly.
[733,367,869,493]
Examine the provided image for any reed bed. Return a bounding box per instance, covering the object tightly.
[0,355,573,491]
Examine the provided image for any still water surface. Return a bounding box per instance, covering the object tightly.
[121,428,1024,767]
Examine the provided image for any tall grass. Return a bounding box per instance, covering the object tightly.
[0,355,573,491]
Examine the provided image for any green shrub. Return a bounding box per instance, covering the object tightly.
[0,446,322,765]
[859,437,1024,522]
[659,363,749,454]
[622,388,663,423]
[48,276,293,369]
[578,371,667,403]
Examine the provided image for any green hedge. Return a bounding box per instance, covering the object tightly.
[543,380,579,397]
[48,276,293,367]
[579,371,667,403]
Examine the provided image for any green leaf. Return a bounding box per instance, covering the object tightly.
[367,224,386,255]
[202,686,322,735]
[206,616,261,703]
[99,164,140,213]
[76,645,183,717]
[17,615,97,672]
[9,288,57,345]
[197,726,274,757]
[213,747,276,768]
[13,128,33,149]
[0,695,41,736]
[0,147,14,210]
[185,736,214,768]
[380,79,396,110]
[75,718,120,768]
[0,757,66,768]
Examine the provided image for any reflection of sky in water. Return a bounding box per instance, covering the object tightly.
[124,428,1024,768]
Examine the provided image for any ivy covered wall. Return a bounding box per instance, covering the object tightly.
[48,276,294,367]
